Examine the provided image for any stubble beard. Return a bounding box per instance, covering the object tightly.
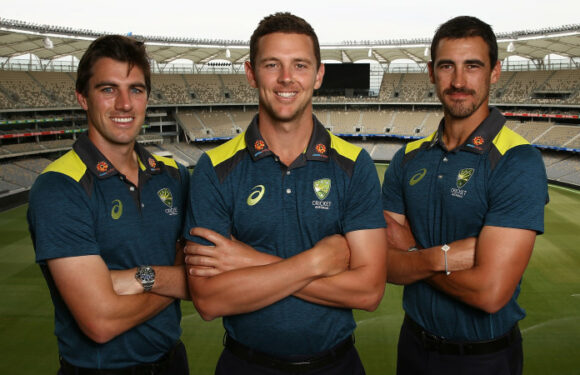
[440,89,489,120]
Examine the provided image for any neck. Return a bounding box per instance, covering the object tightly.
[91,138,140,185]
[258,111,314,166]
[442,105,490,151]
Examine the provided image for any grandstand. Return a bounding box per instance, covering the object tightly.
[1,18,580,200]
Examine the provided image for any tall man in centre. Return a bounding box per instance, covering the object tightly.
[183,12,387,375]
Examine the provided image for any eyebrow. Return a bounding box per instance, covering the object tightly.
[94,81,147,89]
[436,59,486,67]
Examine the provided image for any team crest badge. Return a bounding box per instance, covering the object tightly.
[313,178,331,200]
[473,136,484,146]
[148,157,157,168]
[96,161,109,173]
[157,188,173,208]
[456,168,474,188]
[315,144,327,154]
[254,140,265,151]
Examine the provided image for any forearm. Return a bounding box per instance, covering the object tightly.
[111,266,190,300]
[85,293,174,343]
[189,249,328,320]
[49,257,175,344]
[427,227,536,314]
[294,266,385,311]
[387,237,476,285]
[151,265,190,300]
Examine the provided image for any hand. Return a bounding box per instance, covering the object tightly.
[384,211,416,251]
[184,227,275,277]
[310,234,350,277]
[110,268,142,295]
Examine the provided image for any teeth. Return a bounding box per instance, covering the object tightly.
[111,117,133,123]
[277,92,296,98]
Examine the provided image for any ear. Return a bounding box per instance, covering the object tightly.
[427,61,435,84]
[314,63,325,90]
[244,61,257,88]
[490,60,501,84]
[76,91,89,111]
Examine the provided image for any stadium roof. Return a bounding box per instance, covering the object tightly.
[1,17,580,67]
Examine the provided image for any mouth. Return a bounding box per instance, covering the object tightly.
[110,116,134,124]
[276,91,297,99]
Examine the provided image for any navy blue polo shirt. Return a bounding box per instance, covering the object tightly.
[382,107,548,341]
[28,133,188,368]
[185,115,385,357]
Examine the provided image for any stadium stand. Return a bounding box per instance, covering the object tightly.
[1,25,580,195]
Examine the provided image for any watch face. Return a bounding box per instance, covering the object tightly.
[136,266,155,291]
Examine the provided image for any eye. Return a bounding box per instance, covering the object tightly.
[131,87,144,94]
[101,87,114,93]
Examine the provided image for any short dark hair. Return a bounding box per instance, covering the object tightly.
[430,16,498,68]
[249,12,321,69]
[76,35,151,97]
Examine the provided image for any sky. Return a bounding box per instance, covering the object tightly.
[2,0,579,43]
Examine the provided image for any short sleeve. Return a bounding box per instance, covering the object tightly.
[28,172,100,263]
[342,149,386,233]
[485,145,548,233]
[382,147,406,215]
[183,153,232,245]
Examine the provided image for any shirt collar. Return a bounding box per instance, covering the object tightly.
[244,114,331,163]
[73,132,164,179]
[432,107,506,154]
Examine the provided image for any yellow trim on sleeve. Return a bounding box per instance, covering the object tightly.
[492,126,530,156]
[41,150,87,182]
[329,132,361,161]
[405,132,437,154]
[206,132,248,167]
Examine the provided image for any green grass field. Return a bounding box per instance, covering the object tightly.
[1,165,579,374]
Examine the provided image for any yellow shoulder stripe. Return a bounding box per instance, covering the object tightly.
[41,150,87,182]
[206,132,247,167]
[492,126,530,155]
[329,132,361,161]
[405,131,436,154]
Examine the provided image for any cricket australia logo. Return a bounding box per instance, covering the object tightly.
[158,188,179,216]
[247,185,265,206]
[451,168,474,199]
[312,178,332,210]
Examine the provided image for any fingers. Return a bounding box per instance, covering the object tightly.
[186,265,220,277]
[189,227,228,246]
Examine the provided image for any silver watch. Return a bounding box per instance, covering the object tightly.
[135,266,155,292]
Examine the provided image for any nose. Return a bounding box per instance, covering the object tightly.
[115,89,133,111]
[278,66,293,84]
[451,68,466,89]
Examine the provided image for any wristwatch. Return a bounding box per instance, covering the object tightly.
[441,244,451,275]
[135,266,155,292]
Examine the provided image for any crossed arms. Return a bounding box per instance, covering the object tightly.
[185,227,388,321]
[384,210,537,313]
[47,244,189,344]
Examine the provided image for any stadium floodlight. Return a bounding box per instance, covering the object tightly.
[226,48,231,58]
[43,36,53,49]
[507,42,516,53]
[368,48,372,57]
[424,47,430,57]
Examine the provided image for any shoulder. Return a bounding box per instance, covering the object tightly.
[206,132,247,168]
[41,149,87,182]
[329,132,362,162]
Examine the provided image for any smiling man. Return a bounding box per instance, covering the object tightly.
[28,35,190,374]
[183,12,387,375]
[382,16,548,375]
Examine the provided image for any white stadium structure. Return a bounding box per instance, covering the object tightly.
[1,17,580,204]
